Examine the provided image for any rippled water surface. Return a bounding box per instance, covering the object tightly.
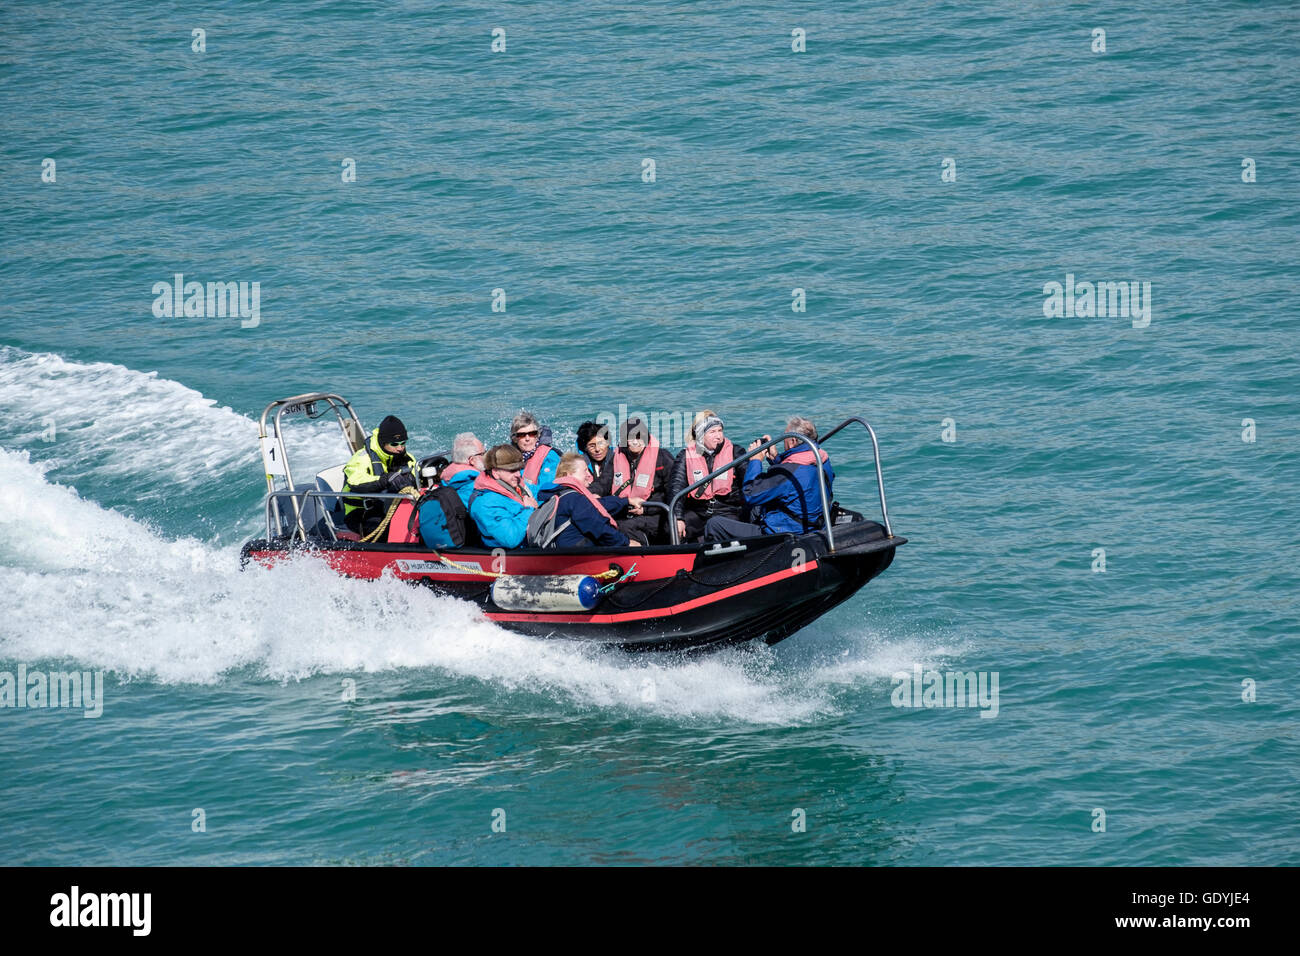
[1,0,1298,865]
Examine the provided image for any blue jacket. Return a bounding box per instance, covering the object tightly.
[742,449,835,534]
[536,486,629,548]
[469,485,535,549]
[444,468,478,509]
[521,447,561,498]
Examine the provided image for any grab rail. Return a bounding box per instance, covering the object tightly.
[258,393,367,540]
[263,414,893,547]
[267,488,677,546]
[665,433,834,549]
[815,417,893,538]
[265,488,414,543]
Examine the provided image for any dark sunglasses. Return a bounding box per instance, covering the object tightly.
[514,430,540,439]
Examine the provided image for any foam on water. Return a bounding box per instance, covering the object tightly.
[0,442,940,725]
[805,631,972,686]
[0,347,347,500]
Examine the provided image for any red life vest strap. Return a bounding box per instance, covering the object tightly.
[553,475,616,527]
[782,447,829,467]
[472,471,529,504]
[440,462,477,481]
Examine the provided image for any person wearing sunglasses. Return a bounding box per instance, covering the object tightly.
[341,414,419,535]
[532,453,645,548]
[510,411,561,496]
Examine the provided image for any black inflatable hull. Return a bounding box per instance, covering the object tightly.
[241,520,903,651]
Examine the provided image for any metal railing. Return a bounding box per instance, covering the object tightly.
[265,488,415,543]
[816,416,893,538]
[664,416,894,549]
[258,393,367,541]
[666,433,834,548]
[261,415,894,550]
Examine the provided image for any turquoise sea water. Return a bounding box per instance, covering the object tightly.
[2,0,1298,865]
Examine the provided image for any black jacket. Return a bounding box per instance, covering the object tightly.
[584,451,614,495]
[591,445,674,501]
[536,486,630,548]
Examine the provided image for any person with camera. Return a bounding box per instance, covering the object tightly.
[702,416,834,542]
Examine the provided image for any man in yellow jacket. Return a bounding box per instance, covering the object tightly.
[342,415,418,535]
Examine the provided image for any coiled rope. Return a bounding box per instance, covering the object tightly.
[359,497,406,543]
[598,562,639,594]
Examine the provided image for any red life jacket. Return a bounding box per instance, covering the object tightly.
[472,471,531,504]
[611,438,661,499]
[386,499,420,543]
[553,476,616,527]
[683,438,736,499]
[781,447,829,467]
[521,444,555,485]
[440,462,477,481]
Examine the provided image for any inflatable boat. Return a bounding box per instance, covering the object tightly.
[240,394,905,651]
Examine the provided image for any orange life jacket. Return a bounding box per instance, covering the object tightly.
[781,447,829,467]
[440,462,477,481]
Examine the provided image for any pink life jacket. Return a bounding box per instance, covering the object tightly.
[521,444,555,485]
[472,471,531,504]
[683,438,736,500]
[440,462,477,481]
[781,447,829,467]
[553,475,617,527]
[611,437,661,499]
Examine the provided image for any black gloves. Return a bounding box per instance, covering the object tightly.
[385,467,416,493]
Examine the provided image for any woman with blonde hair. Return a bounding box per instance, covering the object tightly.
[667,409,747,542]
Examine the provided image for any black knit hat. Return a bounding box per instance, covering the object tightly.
[378,415,407,446]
